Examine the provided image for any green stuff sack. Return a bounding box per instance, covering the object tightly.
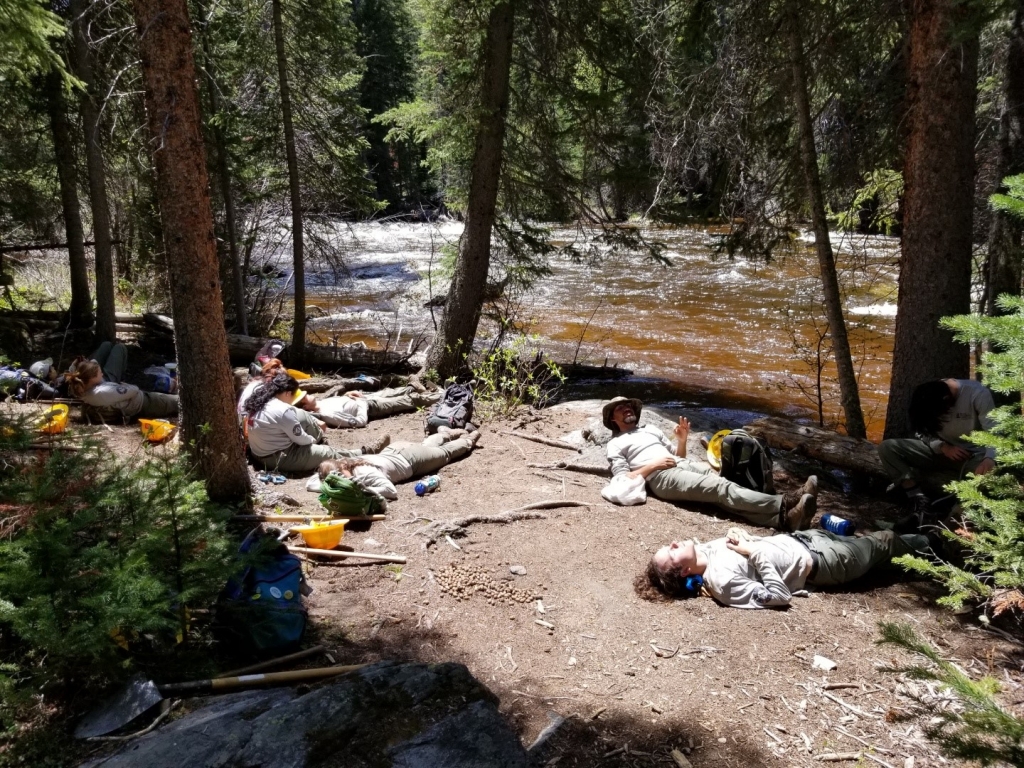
[318,474,387,517]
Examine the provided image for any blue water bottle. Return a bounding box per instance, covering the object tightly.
[820,513,855,536]
[415,475,440,497]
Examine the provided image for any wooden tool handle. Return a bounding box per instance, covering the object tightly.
[233,514,386,523]
[215,644,326,679]
[287,546,407,564]
[160,664,366,695]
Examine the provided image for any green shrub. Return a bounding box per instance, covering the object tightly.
[894,295,1024,614]
[0,415,237,734]
[878,621,1024,766]
[470,340,566,419]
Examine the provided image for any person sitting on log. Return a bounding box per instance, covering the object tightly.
[66,342,178,420]
[635,526,929,608]
[878,379,996,530]
[315,428,481,499]
[603,396,817,531]
[244,372,389,474]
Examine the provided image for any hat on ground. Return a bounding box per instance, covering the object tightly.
[292,388,308,405]
[29,358,53,379]
[705,429,732,470]
[602,396,643,433]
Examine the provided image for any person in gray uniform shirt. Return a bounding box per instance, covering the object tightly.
[878,379,997,525]
[66,342,178,420]
[603,396,818,532]
[244,373,387,474]
[636,526,930,609]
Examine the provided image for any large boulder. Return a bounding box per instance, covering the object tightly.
[81,662,529,768]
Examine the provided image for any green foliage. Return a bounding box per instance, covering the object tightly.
[0,415,236,733]
[877,622,1024,765]
[0,0,65,82]
[470,339,566,418]
[989,173,1024,223]
[834,169,903,235]
[893,295,1024,611]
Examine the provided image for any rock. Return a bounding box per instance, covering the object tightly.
[509,565,527,576]
[81,662,529,768]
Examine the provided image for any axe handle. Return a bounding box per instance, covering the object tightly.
[160,665,366,695]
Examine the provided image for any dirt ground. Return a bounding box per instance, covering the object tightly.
[18,398,1024,767]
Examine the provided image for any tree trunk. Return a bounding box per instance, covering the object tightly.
[986,1,1024,315]
[130,0,251,503]
[426,0,515,380]
[884,0,980,439]
[272,0,305,365]
[45,69,93,329]
[786,1,866,439]
[198,3,248,335]
[70,0,116,342]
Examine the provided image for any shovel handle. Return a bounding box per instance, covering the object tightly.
[287,546,407,564]
[160,664,366,695]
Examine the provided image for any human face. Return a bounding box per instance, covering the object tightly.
[653,540,697,577]
[612,403,637,431]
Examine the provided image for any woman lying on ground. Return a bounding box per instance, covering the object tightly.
[635,526,930,609]
[244,372,388,474]
[66,341,179,420]
[237,359,438,427]
[315,428,481,499]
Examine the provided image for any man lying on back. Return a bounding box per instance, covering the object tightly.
[603,395,817,531]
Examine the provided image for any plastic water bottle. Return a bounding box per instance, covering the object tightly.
[414,475,441,497]
[820,513,856,536]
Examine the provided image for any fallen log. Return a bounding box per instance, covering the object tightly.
[527,461,610,477]
[141,313,415,371]
[417,500,590,547]
[742,416,884,477]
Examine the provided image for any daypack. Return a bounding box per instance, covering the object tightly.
[217,529,307,656]
[318,473,387,517]
[424,383,474,434]
[719,429,775,494]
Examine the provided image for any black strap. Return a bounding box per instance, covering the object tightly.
[788,533,820,580]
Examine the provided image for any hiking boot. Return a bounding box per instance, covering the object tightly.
[407,375,428,394]
[784,493,817,532]
[801,475,818,498]
[361,434,390,454]
[437,427,468,443]
[893,494,933,534]
[468,430,482,446]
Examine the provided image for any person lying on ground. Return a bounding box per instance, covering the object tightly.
[244,372,389,474]
[636,526,930,609]
[65,342,178,420]
[315,428,481,499]
[878,379,996,526]
[238,358,438,427]
[0,358,65,401]
[603,396,817,531]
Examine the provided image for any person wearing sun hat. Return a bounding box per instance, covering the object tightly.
[603,395,818,532]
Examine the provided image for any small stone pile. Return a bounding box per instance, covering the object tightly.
[435,562,536,606]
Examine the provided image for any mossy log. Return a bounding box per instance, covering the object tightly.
[743,416,885,477]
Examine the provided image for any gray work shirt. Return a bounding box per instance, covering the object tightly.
[928,379,996,460]
[82,381,145,418]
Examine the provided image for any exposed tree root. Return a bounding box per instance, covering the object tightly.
[417,500,590,547]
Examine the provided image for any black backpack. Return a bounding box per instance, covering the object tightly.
[719,429,775,494]
[425,383,475,434]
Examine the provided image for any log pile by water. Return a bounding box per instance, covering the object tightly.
[742,416,885,477]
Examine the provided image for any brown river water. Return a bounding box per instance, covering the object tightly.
[286,223,899,440]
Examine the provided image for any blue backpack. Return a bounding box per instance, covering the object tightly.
[218,529,307,656]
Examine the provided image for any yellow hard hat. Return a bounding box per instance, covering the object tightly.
[292,388,307,405]
[705,430,732,470]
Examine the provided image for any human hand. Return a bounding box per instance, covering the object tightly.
[674,417,691,441]
[652,455,679,471]
[974,457,996,475]
[347,390,363,399]
[726,535,754,557]
[940,443,970,462]
[315,419,326,430]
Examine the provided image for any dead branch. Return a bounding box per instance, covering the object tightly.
[417,500,590,547]
[527,461,610,477]
[499,430,581,452]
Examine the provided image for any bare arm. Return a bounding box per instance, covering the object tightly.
[673,417,690,457]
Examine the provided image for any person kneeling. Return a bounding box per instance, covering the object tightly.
[636,527,930,609]
[317,429,481,499]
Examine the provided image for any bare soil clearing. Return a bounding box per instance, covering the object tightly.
[20,399,1023,766]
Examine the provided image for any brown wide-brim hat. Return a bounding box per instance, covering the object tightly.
[602,396,643,433]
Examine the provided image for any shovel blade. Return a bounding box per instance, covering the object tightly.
[74,674,164,739]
